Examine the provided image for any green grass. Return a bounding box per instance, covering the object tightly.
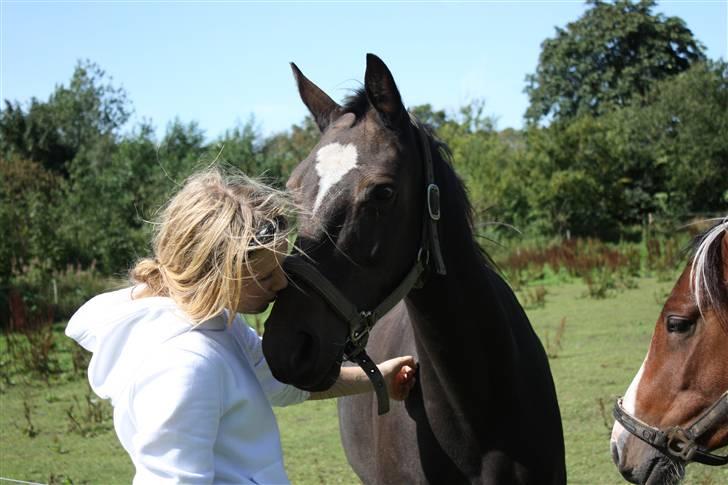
[1,278,727,484]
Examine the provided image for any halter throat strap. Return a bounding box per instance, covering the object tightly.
[613,391,728,466]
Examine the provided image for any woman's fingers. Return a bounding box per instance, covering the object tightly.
[376,356,418,401]
[390,363,417,401]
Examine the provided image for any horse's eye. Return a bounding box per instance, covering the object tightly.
[666,316,694,334]
[370,185,396,203]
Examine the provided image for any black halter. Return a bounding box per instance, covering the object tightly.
[613,391,728,466]
[283,117,446,415]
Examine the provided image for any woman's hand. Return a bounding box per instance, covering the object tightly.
[308,355,417,401]
[378,356,417,401]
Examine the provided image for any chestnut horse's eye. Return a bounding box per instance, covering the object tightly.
[666,316,695,334]
[370,184,396,203]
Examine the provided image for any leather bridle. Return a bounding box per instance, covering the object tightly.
[283,117,447,415]
[613,391,728,466]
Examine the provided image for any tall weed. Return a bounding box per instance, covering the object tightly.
[497,236,680,297]
[66,384,113,437]
[645,237,682,281]
[3,319,60,383]
[545,317,567,359]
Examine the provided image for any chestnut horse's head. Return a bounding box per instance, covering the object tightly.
[262,55,431,392]
[611,220,728,484]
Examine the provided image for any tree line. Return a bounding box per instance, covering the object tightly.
[1,0,726,322]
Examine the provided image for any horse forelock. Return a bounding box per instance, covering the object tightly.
[341,87,372,122]
[689,218,728,331]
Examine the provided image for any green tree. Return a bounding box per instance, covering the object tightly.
[0,158,66,279]
[59,129,151,273]
[519,62,727,237]
[156,118,207,179]
[260,116,319,185]
[525,0,705,124]
[409,104,448,131]
[0,60,131,175]
[211,118,266,176]
[620,61,728,219]
[434,101,531,234]
[522,115,629,239]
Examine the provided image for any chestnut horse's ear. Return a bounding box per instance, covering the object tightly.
[365,53,406,129]
[290,63,342,132]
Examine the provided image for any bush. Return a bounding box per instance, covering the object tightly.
[7,261,124,329]
[53,264,123,320]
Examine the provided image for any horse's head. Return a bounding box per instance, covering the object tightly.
[611,221,728,484]
[262,55,428,391]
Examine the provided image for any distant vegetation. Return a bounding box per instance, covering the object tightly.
[1,0,726,327]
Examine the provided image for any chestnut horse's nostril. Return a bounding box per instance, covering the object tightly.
[611,442,620,467]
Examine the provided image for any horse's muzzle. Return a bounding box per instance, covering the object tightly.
[613,433,685,485]
[262,285,347,392]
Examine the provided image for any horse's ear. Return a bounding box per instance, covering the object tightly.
[365,53,406,128]
[291,63,342,132]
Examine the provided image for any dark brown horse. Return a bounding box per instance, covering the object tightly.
[262,54,566,484]
[611,219,728,484]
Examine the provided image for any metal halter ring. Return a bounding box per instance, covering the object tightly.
[666,427,697,461]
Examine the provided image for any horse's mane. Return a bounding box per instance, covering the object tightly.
[341,88,495,271]
[690,218,728,330]
[413,121,497,271]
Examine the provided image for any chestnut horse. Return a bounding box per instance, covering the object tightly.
[611,219,728,484]
[262,54,565,484]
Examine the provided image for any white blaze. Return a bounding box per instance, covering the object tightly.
[611,354,648,453]
[312,142,358,213]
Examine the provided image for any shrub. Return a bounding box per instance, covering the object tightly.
[7,261,123,329]
[53,264,123,320]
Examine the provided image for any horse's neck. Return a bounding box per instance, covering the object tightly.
[404,160,530,411]
[403,252,529,455]
[406,249,522,394]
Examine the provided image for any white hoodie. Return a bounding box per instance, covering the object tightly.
[66,287,309,485]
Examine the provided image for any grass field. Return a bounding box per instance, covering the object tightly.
[1,276,727,484]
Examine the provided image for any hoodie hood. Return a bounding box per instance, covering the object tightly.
[66,287,222,404]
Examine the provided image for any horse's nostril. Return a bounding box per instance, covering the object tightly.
[288,331,316,370]
[610,441,621,467]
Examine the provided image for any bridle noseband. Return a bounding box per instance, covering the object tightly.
[613,391,728,466]
[283,117,446,415]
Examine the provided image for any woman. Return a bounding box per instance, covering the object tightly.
[66,168,416,484]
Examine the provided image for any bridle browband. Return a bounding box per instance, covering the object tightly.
[283,116,447,415]
[613,391,728,466]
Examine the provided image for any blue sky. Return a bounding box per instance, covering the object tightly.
[2,1,726,140]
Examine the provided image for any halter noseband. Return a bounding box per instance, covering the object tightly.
[283,118,446,415]
[613,391,728,466]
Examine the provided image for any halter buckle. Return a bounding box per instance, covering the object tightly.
[427,184,441,221]
[666,427,697,461]
[351,311,375,343]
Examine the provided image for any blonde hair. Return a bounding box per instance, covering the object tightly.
[130,167,295,324]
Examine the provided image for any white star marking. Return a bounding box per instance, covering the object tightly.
[312,142,359,213]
